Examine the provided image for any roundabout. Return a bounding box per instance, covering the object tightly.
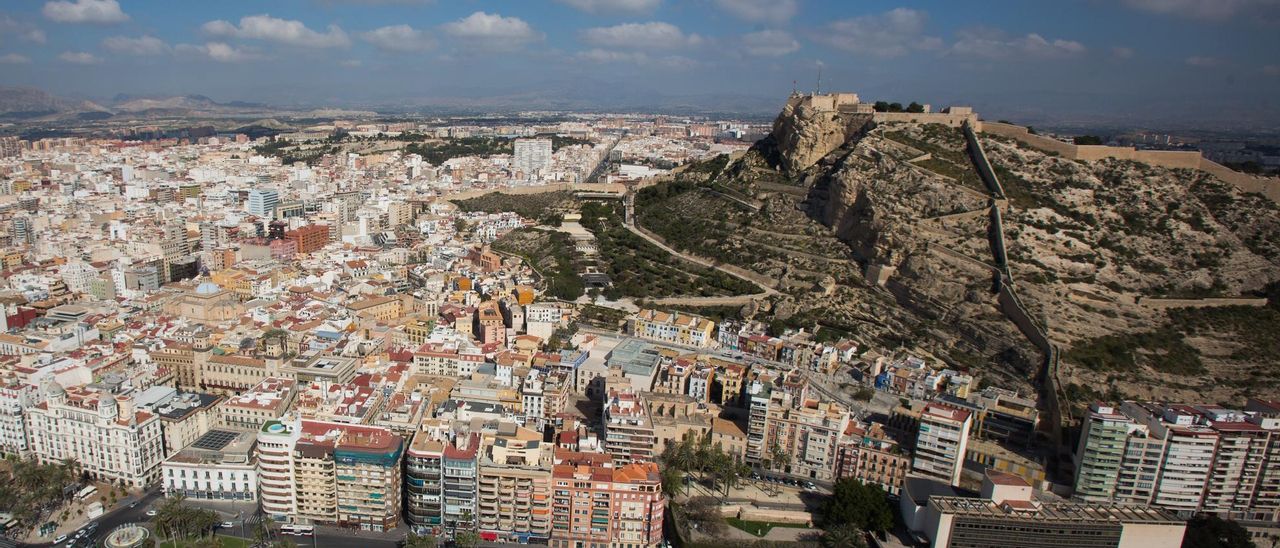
[103,523,150,548]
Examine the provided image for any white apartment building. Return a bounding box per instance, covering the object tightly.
[513,138,552,178]
[59,261,98,295]
[0,383,36,456]
[257,419,302,519]
[162,428,258,501]
[911,402,972,487]
[27,385,165,488]
[602,389,656,462]
[1074,400,1280,522]
[247,188,280,218]
[521,371,545,431]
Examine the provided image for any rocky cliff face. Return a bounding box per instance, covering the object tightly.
[767,98,873,174]
[756,99,1280,404]
[807,142,986,266]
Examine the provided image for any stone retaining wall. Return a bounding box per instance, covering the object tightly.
[1141,297,1267,309]
[980,122,1280,203]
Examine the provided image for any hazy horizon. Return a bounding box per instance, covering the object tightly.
[2,0,1279,129]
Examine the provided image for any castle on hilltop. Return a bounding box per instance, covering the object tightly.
[787,91,979,128]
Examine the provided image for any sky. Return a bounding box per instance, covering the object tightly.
[0,0,1278,126]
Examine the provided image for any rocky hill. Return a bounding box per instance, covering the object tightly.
[0,86,108,119]
[637,95,1280,409]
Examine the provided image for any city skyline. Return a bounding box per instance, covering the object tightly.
[0,0,1278,126]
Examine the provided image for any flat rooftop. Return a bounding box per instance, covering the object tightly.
[929,496,1182,525]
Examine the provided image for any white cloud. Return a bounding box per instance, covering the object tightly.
[315,0,433,4]
[575,48,695,69]
[1018,33,1086,56]
[441,12,542,52]
[1265,64,1280,76]
[712,0,798,22]
[0,53,31,64]
[1121,0,1273,21]
[176,42,263,63]
[0,15,47,44]
[815,8,940,57]
[360,25,436,52]
[103,35,171,56]
[580,22,701,50]
[202,14,350,48]
[950,28,1086,59]
[58,51,100,64]
[1186,55,1223,67]
[741,29,799,57]
[42,0,128,24]
[556,0,661,14]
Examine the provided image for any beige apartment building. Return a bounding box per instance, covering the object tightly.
[602,389,657,463]
[477,424,554,544]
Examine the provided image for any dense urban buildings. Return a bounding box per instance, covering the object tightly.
[2,76,1262,548]
[1074,400,1280,522]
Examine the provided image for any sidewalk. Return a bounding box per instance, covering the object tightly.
[697,523,821,543]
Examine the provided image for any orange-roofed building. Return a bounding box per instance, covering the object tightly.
[550,453,665,548]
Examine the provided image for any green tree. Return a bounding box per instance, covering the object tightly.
[1073,135,1104,145]
[769,442,791,471]
[1181,515,1255,548]
[906,102,925,113]
[822,523,868,548]
[403,532,439,548]
[454,530,481,548]
[821,478,893,534]
[252,522,271,547]
[660,466,685,499]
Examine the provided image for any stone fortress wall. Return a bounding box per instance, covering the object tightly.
[790,92,980,128]
[980,122,1280,203]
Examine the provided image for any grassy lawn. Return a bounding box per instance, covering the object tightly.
[159,536,250,548]
[725,517,809,537]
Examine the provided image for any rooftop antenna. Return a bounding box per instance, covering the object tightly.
[816,65,822,95]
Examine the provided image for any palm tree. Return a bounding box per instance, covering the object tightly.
[821,524,868,548]
[454,531,480,548]
[660,466,684,499]
[252,522,271,547]
[693,436,714,482]
[404,532,439,548]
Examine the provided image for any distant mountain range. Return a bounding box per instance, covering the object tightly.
[0,87,284,122]
[109,93,267,113]
[0,86,110,119]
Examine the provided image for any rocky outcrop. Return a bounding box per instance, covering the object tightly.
[805,140,987,267]
[767,97,873,174]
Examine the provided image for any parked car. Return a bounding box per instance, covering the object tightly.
[220,521,235,529]
[145,509,157,517]
[54,534,68,544]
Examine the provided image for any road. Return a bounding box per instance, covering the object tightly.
[585,135,620,184]
[620,222,779,297]
[18,489,166,548]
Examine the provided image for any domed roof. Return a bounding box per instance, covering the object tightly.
[195,282,222,295]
